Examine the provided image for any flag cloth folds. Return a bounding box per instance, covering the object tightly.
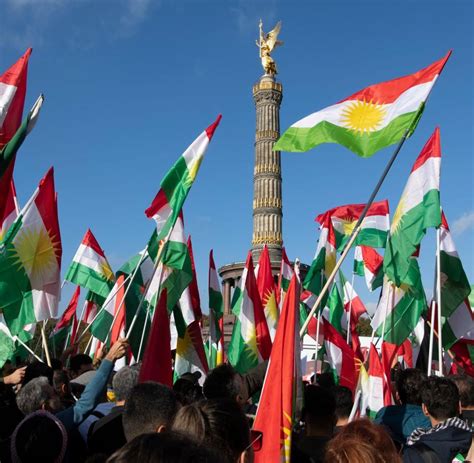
[325,283,345,335]
[274,52,450,157]
[256,245,279,341]
[319,200,390,251]
[354,245,384,291]
[323,317,356,392]
[0,96,43,241]
[139,289,172,387]
[145,115,221,241]
[253,274,301,463]
[228,252,272,374]
[0,48,32,149]
[51,286,80,350]
[384,128,442,287]
[277,247,293,307]
[65,229,115,298]
[439,213,473,348]
[371,260,427,345]
[367,343,390,418]
[0,168,62,335]
[340,272,367,324]
[207,250,224,369]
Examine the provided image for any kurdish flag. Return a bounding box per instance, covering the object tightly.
[384,128,442,287]
[0,179,19,242]
[275,52,450,157]
[277,247,293,307]
[340,272,367,324]
[354,245,384,292]
[256,245,279,341]
[51,286,80,349]
[228,252,272,374]
[319,200,390,251]
[253,274,301,463]
[65,229,115,298]
[323,283,345,335]
[323,317,356,392]
[0,48,32,149]
[439,213,473,348]
[145,115,221,241]
[371,260,427,345]
[0,168,62,335]
[207,250,224,369]
[367,344,389,418]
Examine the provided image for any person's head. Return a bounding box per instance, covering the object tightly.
[53,369,71,399]
[332,386,353,426]
[173,377,203,406]
[316,372,336,389]
[450,374,474,410]
[394,368,427,405]
[303,384,336,435]
[324,436,396,463]
[16,376,61,415]
[69,354,93,378]
[11,410,67,463]
[112,366,139,405]
[337,419,399,462]
[23,361,54,386]
[122,382,178,442]
[171,398,253,463]
[107,432,219,463]
[202,364,245,405]
[421,376,461,424]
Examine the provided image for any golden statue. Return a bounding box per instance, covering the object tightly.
[256,19,283,75]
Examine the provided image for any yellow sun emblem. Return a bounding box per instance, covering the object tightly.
[338,217,357,235]
[341,99,386,134]
[391,196,406,233]
[100,261,114,282]
[13,226,60,281]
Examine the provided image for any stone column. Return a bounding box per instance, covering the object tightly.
[251,74,283,264]
[223,279,232,316]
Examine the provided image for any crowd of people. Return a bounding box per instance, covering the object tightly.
[1,338,473,463]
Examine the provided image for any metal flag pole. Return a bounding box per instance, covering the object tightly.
[436,227,443,376]
[300,128,412,337]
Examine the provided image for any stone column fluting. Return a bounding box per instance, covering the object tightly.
[251,74,283,264]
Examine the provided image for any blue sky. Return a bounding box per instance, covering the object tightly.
[1,0,473,315]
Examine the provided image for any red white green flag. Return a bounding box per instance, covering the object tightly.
[51,286,80,349]
[253,274,301,463]
[0,179,19,242]
[275,52,450,157]
[256,245,279,341]
[320,200,390,251]
[145,115,221,241]
[277,247,293,307]
[65,229,115,298]
[384,128,442,287]
[439,213,473,348]
[0,168,62,335]
[367,343,391,418]
[0,48,32,149]
[323,317,356,392]
[228,252,272,374]
[353,245,384,292]
[340,272,367,324]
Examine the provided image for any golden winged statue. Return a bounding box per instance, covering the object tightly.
[256,19,283,75]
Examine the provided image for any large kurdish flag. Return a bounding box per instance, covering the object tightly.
[274,52,450,157]
[384,128,441,287]
[0,168,62,335]
[145,115,221,241]
[65,229,114,297]
[228,252,271,374]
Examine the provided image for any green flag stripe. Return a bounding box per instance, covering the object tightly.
[65,262,113,297]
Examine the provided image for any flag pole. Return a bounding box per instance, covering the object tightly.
[427,300,437,376]
[300,128,411,337]
[436,227,443,376]
[41,321,52,367]
[12,335,43,363]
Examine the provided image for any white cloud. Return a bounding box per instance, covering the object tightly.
[452,211,474,236]
[119,0,154,36]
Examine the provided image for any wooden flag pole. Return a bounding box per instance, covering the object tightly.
[346,272,356,344]
[300,128,411,338]
[41,321,52,367]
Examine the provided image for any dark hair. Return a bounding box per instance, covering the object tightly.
[303,384,336,426]
[23,361,54,386]
[107,432,219,463]
[333,386,353,420]
[173,378,203,405]
[11,411,67,462]
[316,372,336,389]
[171,398,250,463]
[69,354,93,373]
[450,375,474,408]
[421,377,460,421]
[395,368,427,405]
[122,382,178,442]
[202,364,240,401]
